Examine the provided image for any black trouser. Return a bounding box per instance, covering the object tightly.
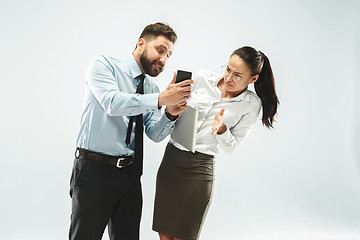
[69,156,143,240]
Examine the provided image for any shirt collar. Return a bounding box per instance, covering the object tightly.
[126,55,144,79]
[210,73,252,103]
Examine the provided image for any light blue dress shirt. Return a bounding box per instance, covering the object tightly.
[76,55,176,156]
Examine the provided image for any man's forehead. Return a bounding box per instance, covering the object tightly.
[150,35,174,51]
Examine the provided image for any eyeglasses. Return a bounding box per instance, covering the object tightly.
[222,65,241,83]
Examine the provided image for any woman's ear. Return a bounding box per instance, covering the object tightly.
[250,75,259,84]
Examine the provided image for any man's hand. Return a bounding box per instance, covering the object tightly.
[165,102,188,120]
[211,108,227,135]
[158,72,194,108]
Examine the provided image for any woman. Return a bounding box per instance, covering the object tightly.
[152,46,279,240]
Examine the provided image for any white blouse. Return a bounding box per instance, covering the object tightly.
[171,69,262,157]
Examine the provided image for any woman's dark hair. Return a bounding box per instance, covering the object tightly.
[232,46,279,128]
[139,22,177,44]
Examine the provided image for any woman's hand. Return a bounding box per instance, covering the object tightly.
[211,108,227,135]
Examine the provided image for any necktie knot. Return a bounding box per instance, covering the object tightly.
[139,74,145,81]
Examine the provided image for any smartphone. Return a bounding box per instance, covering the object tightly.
[176,70,192,83]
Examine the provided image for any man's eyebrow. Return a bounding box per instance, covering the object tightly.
[159,44,168,49]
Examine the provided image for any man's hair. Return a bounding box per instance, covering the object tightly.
[139,22,177,44]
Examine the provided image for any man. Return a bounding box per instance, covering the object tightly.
[69,22,193,240]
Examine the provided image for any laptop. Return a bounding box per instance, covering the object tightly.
[170,105,198,153]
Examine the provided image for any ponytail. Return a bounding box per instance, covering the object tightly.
[255,52,279,128]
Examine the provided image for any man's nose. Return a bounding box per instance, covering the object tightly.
[159,56,167,64]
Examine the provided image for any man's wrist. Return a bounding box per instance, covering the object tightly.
[165,111,178,121]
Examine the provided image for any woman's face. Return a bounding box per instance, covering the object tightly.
[222,55,258,97]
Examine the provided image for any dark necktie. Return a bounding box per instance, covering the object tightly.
[126,74,145,172]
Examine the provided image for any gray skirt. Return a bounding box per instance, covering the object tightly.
[152,143,215,240]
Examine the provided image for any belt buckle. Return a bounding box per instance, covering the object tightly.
[75,149,80,158]
[116,157,126,168]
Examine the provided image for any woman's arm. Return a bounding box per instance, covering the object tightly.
[212,102,261,153]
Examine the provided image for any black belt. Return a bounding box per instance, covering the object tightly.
[75,148,134,168]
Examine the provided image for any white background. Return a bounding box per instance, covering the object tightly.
[1,0,360,239]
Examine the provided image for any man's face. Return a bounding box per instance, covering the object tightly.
[139,35,174,77]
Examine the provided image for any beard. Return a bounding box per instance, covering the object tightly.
[139,48,164,77]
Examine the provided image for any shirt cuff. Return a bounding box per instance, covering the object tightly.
[215,128,231,141]
[156,111,177,139]
[165,111,179,121]
[159,111,177,126]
